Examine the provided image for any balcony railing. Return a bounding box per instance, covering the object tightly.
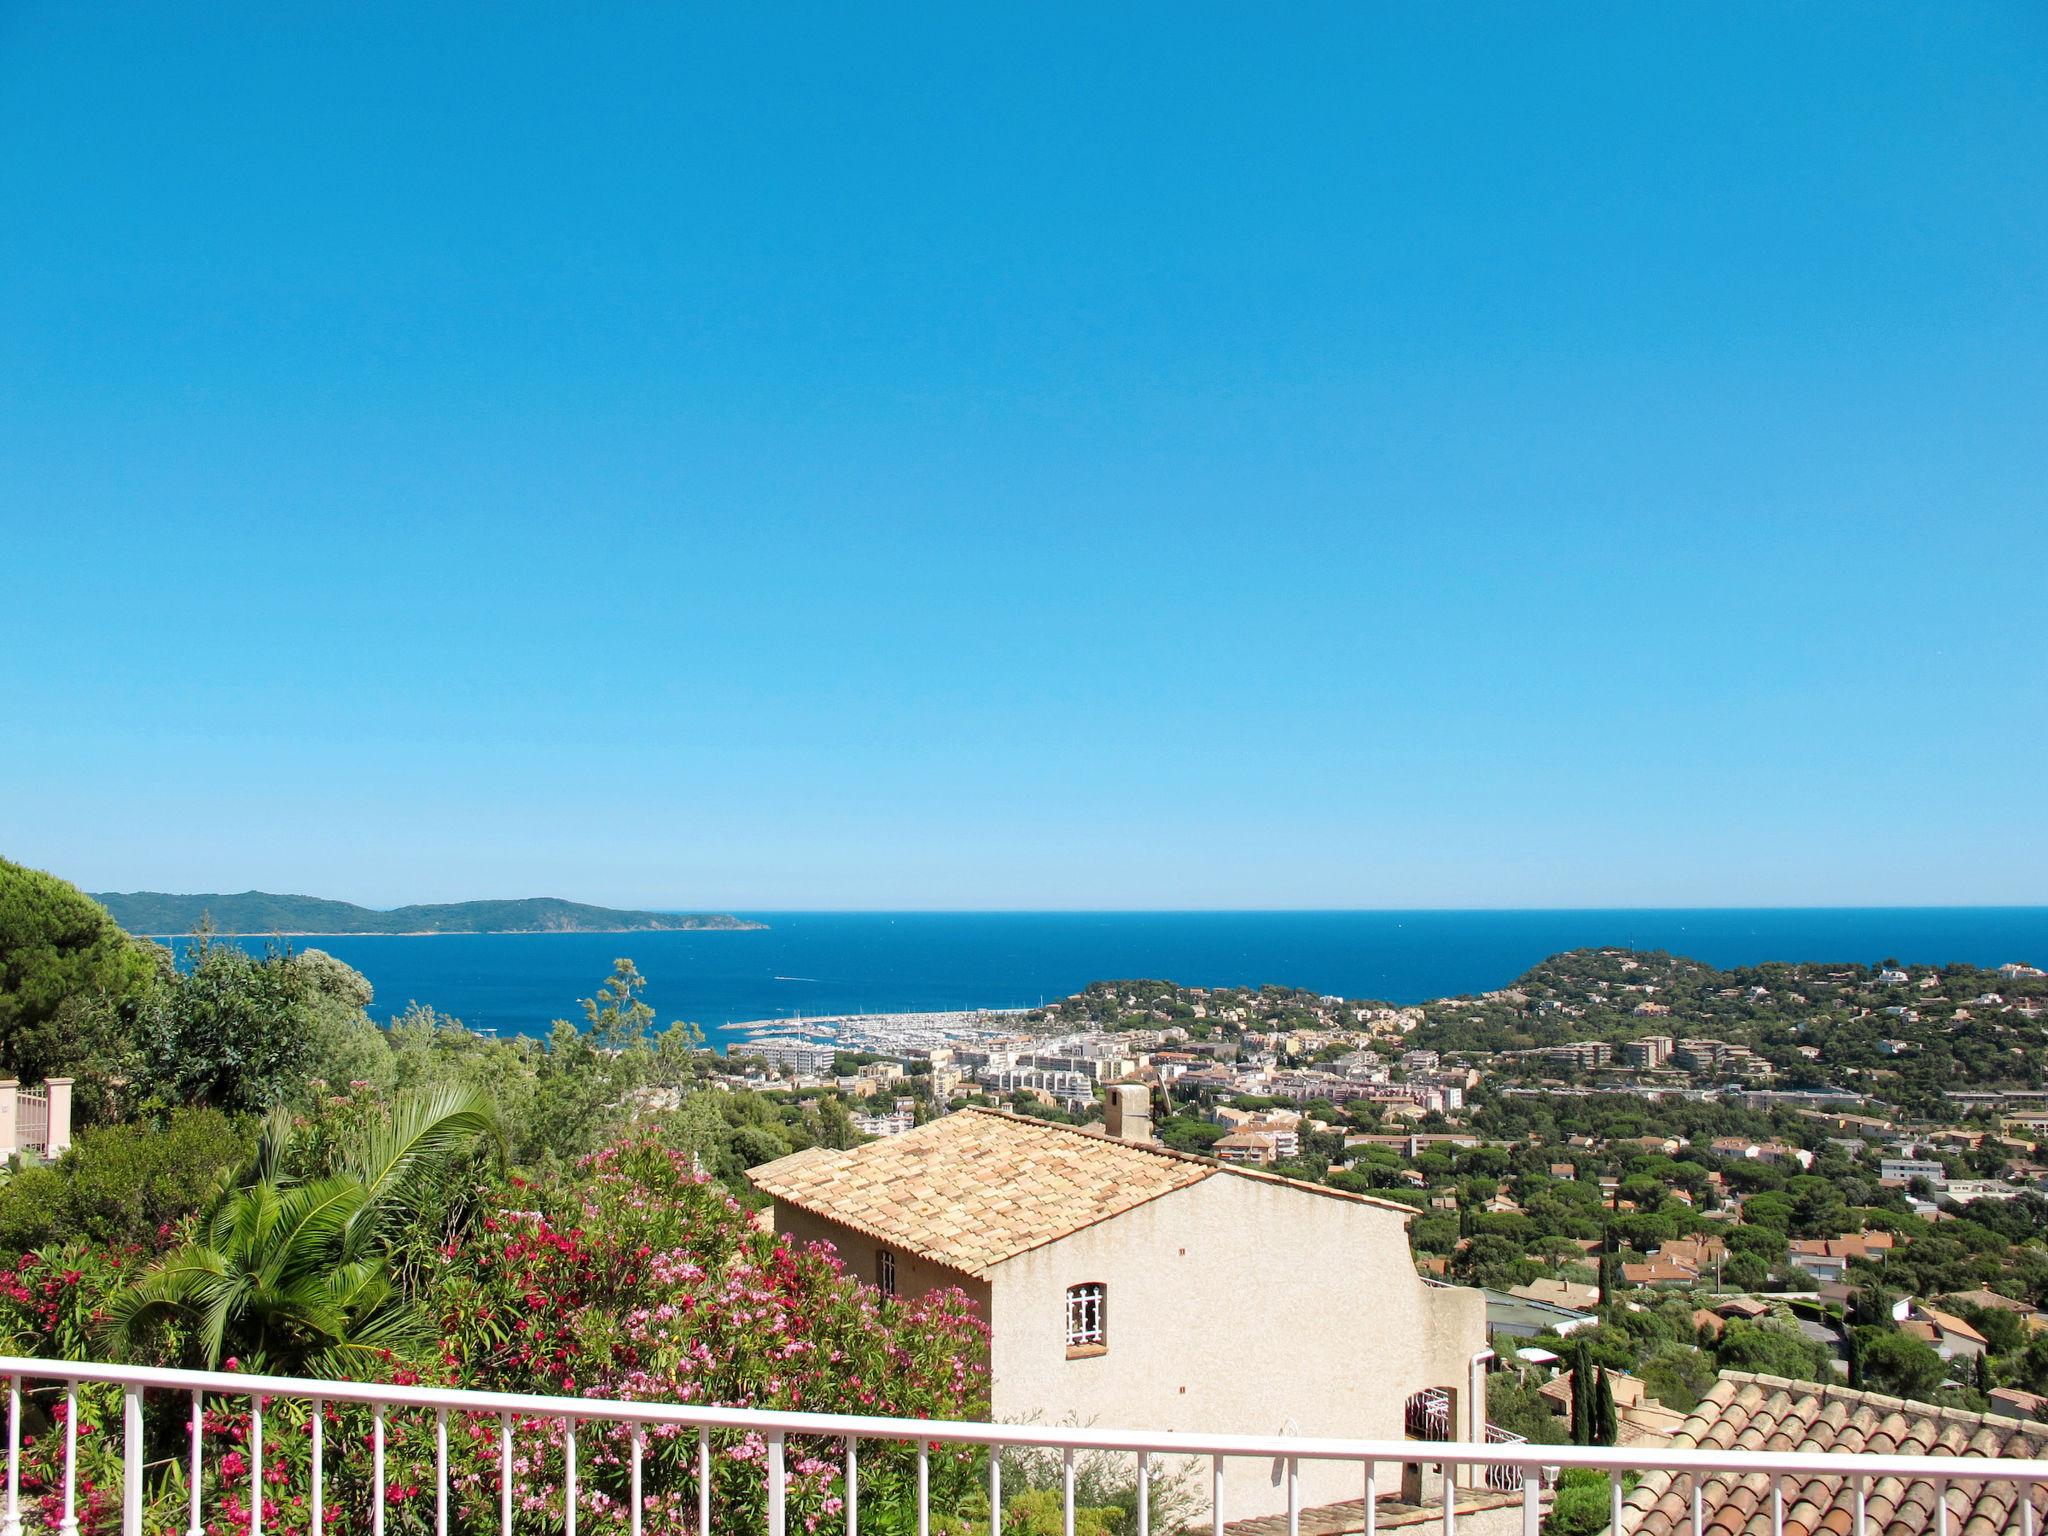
[1,1356,2043,1536]
[1402,1390,1530,1495]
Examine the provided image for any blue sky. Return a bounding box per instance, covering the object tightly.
[2,4,2044,910]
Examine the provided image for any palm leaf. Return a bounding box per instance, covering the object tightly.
[344,1097,503,1228]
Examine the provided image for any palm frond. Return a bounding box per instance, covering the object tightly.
[100,1245,237,1360]
[344,1085,502,1217]
[254,1178,372,1291]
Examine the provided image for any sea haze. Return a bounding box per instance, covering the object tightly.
[203,908,2048,1051]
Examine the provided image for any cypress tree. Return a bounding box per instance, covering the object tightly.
[1569,1344,1592,1445]
[1593,1366,1618,1446]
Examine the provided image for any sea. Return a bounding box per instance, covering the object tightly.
[195,908,2048,1053]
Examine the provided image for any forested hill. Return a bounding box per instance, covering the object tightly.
[93,891,766,935]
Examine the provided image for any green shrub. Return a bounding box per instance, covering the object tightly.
[0,1109,251,1257]
[1544,1469,1614,1536]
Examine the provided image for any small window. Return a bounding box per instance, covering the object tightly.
[1065,1283,1107,1356]
[878,1249,897,1296]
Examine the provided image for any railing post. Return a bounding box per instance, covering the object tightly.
[436,1408,449,1536]
[1365,1460,1377,1536]
[845,1437,859,1536]
[1934,1479,1948,1536]
[989,1443,1002,1536]
[1691,1473,1703,1536]
[917,1441,930,1536]
[1610,1472,1622,1536]
[4,1375,21,1536]
[565,1417,579,1536]
[60,1380,78,1536]
[1520,1467,1537,1536]
[1062,1447,1075,1536]
[122,1384,143,1536]
[1851,1475,1864,1536]
[309,1400,323,1536]
[767,1429,785,1536]
[1442,1455,1455,1536]
[370,1402,384,1536]
[190,1390,206,1536]
[1211,1454,1224,1536]
[500,1412,514,1536]
[251,1394,264,1536]
[630,1428,644,1536]
[1140,1452,1153,1536]
[1284,1456,1295,1536]
[697,1427,711,1536]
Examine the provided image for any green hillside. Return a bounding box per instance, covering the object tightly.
[92,890,764,935]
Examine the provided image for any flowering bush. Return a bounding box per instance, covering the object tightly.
[428,1132,989,1532]
[0,1129,990,1535]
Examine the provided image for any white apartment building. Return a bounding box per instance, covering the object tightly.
[1880,1157,1945,1184]
[745,1037,840,1075]
[978,1065,1095,1109]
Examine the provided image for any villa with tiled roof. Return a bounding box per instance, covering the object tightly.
[751,1097,1485,1521]
[1609,1372,2048,1536]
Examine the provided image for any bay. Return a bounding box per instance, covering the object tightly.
[198,908,2048,1052]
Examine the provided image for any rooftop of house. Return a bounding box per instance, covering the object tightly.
[748,1106,1413,1278]
[1612,1372,2047,1536]
[1713,1298,1774,1320]
[1944,1287,2045,1318]
[1537,1369,1647,1412]
[1909,1305,1990,1346]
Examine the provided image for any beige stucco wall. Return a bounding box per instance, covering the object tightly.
[771,1201,995,1317]
[984,1175,1485,1520]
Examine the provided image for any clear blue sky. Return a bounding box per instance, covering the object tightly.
[2,4,2043,910]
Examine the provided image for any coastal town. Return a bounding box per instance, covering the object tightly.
[6,855,2048,1536]
[712,948,2048,1449]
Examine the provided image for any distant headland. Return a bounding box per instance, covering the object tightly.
[92,890,767,936]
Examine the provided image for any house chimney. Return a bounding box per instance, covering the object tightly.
[1105,1083,1154,1144]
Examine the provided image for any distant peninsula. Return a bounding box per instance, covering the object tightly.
[93,890,766,936]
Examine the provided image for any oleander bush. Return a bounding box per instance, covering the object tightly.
[0,1124,990,1535]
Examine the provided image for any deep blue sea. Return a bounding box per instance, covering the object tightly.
[200,909,2048,1053]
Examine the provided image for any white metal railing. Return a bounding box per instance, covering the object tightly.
[0,1357,2041,1536]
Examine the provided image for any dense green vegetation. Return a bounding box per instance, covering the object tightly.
[0,859,997,1536]
[1410,947,2048,1114]
[0,857,160,1087]
[91,888,763,934]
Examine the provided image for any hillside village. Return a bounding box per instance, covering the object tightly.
[727,949,2048,1439]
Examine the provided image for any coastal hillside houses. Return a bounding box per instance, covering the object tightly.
[1901,1302,1991,1360]
[1785,1229,1895,1284]
[748,1099,1486,1518]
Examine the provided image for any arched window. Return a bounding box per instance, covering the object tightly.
[1065,1282,1107,1355]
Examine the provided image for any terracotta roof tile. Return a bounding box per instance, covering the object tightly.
[749,1108,1219,1275]
[1610,1373,2048,1536]
[753,1107,1421,1279]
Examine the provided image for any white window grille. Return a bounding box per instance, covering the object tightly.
[1065,1282,1106,1350]
[878,1249,897,1295]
